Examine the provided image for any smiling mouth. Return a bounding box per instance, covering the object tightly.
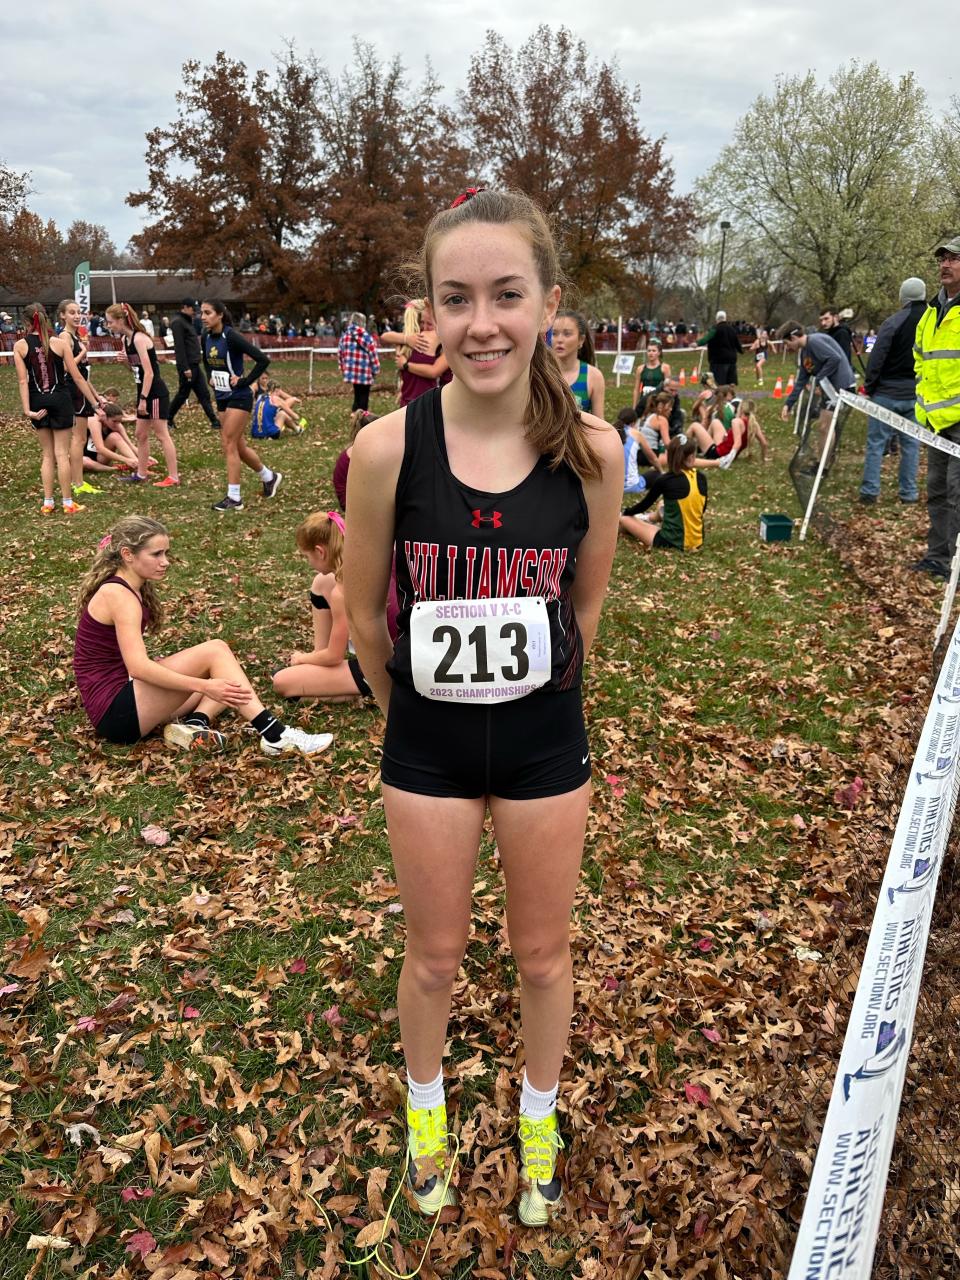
[466,350,510,363]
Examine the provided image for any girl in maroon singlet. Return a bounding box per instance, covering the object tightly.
[74,514,333,757]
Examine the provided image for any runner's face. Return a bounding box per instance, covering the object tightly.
[302,545,328,571]
[200,304,222,331]
[430,223,560,394]
[62,303,81,329]
[106,315,125,336]
[550,316,581,361]
[127,535,170,581]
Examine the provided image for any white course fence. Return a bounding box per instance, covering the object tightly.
[788,613,960,1279]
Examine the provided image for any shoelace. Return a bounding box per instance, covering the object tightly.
[328,1111,459,1280]
[408,1105,448,1169]
[519,1115,563,1183]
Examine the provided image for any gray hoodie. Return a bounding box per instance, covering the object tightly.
[785,332,856,410]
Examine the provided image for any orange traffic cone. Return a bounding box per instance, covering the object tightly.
[678,368,686,386]
[786,374,795,395]
[773,376,783,399]
[690,367,699,384]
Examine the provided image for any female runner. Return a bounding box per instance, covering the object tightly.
[57,299,132,491]
[551,309,605,421]
[14,302,105,514]
[620,434,708,549]
[200,301,279,511]
[344,189,622,1228]
[104,304,179,488]
[74,514,334,756]
[631,338,671,411]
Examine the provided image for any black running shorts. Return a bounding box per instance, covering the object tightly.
[381,682,591,800]
[215,390,254,413]
[29,390,74,431]
[137,392,171,421]
[95,681,142,745]
[348,656,373,699]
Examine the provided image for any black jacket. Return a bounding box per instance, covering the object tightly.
[864,301,926,399]
[171,311,201,370]
[703,322,742,362]
[824,322,853,362]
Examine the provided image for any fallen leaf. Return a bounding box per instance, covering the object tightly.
[140,824,170,847]
[26,1234,71,1251]
[684,1082,712,1107]
[288,958,307,974]
[124,1229,158,1259]
[121,1187,154,1203]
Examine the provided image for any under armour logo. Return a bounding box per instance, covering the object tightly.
[471,509,503,528]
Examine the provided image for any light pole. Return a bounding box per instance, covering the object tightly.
[714,221,731,316]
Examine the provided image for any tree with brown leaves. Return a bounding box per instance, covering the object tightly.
[308,41,468,314]
[126,49,325,300]
[459,26,696,306]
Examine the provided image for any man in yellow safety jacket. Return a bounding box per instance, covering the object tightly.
[912,235,960,579]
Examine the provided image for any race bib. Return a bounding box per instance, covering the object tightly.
[211,370,232,392]
[410,596,551,704]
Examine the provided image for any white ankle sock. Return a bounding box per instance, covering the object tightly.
[406,1068,444,1111]
[520,1071,558,1120]
[227,483,241,501]
[258,465,273,482]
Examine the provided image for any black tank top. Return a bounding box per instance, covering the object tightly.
[69,334,91,411]
[124,333,162,393]
[388,387,588,693]
[23,334,67,396]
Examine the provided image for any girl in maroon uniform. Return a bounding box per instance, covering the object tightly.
[344,189,622,1233]
[74,515,333,756]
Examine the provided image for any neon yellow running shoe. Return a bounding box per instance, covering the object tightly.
[518,1111,564,1226]
[405,1098,458,1215]
[73,481,101,495]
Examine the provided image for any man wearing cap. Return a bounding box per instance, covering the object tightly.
[911,237,960,578]
[777,321,857,467]
[168,298,218,431]
[698,310,743,385]
[858,279,926,506]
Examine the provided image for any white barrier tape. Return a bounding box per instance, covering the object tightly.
[838,390,960,460]
[787,612,960,1280]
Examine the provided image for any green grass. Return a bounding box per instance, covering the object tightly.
[0,350,935,1278]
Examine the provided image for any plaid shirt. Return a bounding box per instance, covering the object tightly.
[338,324,380,385]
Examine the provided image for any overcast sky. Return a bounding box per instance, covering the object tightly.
[3,1,955,252]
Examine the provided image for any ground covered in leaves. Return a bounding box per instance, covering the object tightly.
[0,355,948,1278]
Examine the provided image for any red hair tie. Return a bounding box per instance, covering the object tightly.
[31,311,43,335]
[327,511,345,534]
[450,187,483,209]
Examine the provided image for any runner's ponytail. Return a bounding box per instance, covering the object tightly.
[25,303,53,354]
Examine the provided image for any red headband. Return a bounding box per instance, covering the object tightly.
[450,187,483,209]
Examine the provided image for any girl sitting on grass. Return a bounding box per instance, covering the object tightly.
[620,434,708,550]
[729,398,770,462]
[74,514,334,756]
[272,512,381,702]
[687,397,741,469]
[252,373,308,438]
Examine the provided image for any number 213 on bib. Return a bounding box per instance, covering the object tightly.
[410,597,552,704]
